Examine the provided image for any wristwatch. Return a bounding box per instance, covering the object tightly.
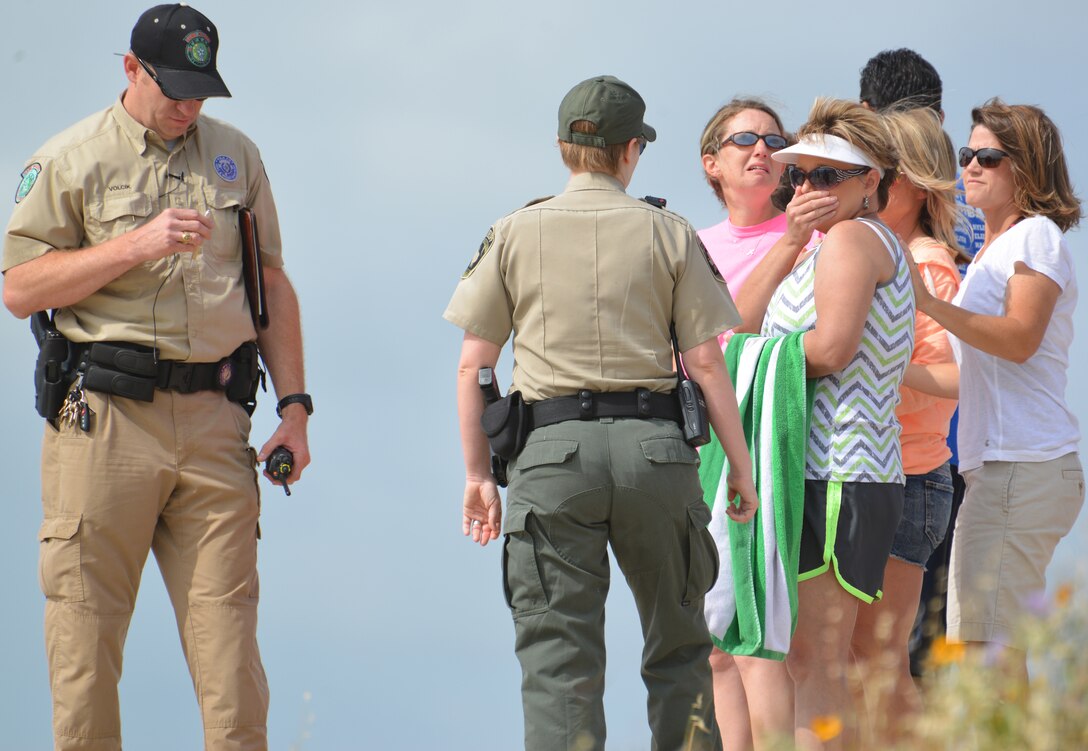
[276,393,313,418]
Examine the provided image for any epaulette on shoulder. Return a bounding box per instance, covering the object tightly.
[519,195,555,209]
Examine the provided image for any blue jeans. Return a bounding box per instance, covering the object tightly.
[890,463,953,568]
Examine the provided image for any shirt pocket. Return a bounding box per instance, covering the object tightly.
[84,192,153,248]
[203,186,245,271]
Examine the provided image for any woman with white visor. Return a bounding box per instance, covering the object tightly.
[732,98,912,750]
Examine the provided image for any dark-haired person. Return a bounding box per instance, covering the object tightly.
[445,75,758,751]
[909,99,1083,694]
[2,5,309,750]
[859,47,942,112]
[697,97,822,751]
[735,98,914,749]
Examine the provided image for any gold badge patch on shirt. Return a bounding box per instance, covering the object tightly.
[462,226,495,279]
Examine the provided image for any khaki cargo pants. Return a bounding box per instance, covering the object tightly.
[503,417,722,751]
[38,388,267,751]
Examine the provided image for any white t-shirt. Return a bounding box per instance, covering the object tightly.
[951,215,1080,471]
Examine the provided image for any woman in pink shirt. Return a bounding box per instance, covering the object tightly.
[849,106,965,743]
[697,97,817,751]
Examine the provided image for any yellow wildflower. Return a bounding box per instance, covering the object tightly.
[928,636,966,666]
[811,715,843,742]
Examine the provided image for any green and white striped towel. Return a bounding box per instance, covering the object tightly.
[699,332,814,660]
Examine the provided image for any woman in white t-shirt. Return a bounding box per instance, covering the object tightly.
[696,97,823,751]
[910,99,1083,693]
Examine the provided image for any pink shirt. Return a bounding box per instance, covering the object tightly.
[698,214,789,293]
[698,214,789,347]
[699,214,820,346]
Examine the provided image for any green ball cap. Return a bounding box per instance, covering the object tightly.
[557,75,657,147]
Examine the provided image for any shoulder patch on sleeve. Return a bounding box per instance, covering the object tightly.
[696,237,725,282]
[15,162,42,204]
[462,226,495,279]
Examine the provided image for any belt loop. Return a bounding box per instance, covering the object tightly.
[636,388,652,416]
[578,389,594,419]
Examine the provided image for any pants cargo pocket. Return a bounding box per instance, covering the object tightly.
[38,514,85,602]
[502,507,549,619]
[682,502,719,607]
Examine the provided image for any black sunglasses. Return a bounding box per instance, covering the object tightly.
[135,56,207,103]
[720,131,788,151]
[787,164,870,190]
[958,146,1010,169]
[637,136,647,155]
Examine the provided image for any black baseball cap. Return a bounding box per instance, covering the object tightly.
[557,76,656,147]
[130,4,230,100]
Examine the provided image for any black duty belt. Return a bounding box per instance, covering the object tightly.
[530,389,680,430]
[154,359,232,392]
[75,340,260,405]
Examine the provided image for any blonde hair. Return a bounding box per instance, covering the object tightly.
[971,98,1082,232]
[797,98,898,209]
[881,106,968,261]
[559,120,627,176]
[698,97,789,208]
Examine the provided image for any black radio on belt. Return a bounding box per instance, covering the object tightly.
[671,326,711,447]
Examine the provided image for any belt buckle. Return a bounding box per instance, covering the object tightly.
[578,390,594,419]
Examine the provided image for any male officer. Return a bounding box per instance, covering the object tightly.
[2,5,310,750]
[445,75,757,750]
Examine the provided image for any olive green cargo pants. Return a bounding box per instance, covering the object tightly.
[38,389,268,751]
[503,417,722,751]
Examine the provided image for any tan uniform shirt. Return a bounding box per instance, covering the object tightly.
[3,98,283,362]
[444,172,740,402]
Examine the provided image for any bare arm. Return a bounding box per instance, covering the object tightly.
[683,337,758,523]
[903,362,959,399]
[913,261,1060,364]
[457,332,503,546]
[733,189,837,333]
[3,208,212,318]
[254,267,310,485]
[805,222,893,377]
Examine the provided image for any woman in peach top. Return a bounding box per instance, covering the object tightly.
[850,106,966,743]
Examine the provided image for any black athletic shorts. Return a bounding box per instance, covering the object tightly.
[798,479,904,602]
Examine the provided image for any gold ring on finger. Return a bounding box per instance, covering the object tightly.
[180,231,193,244]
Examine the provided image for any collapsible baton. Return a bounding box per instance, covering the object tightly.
[671,325,711,447]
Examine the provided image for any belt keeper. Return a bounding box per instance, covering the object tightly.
[636,388,652,416]
[579,389,593,419]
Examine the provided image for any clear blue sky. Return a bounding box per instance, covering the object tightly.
[2,1,1086,748]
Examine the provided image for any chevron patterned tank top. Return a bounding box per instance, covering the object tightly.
[762,218,914,483]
